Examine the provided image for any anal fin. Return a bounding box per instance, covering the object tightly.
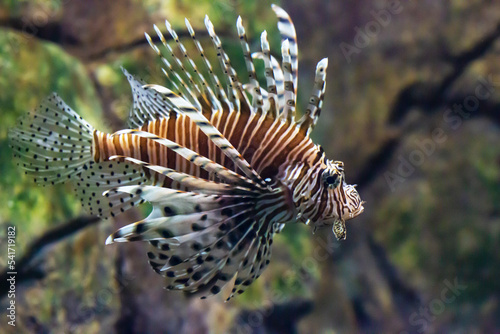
[74,160,148,218]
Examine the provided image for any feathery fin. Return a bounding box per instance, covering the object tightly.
[123,68,172,128]
[9,93,93,185]
[106,183,287,299]
[75,160,148,218]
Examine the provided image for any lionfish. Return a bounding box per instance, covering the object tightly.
[9,5,364,299]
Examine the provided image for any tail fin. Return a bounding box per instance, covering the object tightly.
[8,93,94,185]
[9,93,150,219]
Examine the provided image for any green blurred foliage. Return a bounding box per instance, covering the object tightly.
[0,31,103,242]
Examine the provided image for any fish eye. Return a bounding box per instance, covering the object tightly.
[326,175,338,185]
[323,170,341,188]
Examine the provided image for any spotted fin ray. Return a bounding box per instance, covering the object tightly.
[9,93,94,185]
[123,69,172,128]
[74,161,148,218]
[105,182,292,299]
[9,93,150,219]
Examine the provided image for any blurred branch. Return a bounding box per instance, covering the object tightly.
[235,298,314,334]
[354,21,500,189]
[114,247,140,334]
[388,22,500,125]
[354,136,401,191]
[0,16,218,62]
[86,30,213,62]
[0,215,100,298]
[366,235,420,306]
[88,70,126,131]
[0,17,64,44]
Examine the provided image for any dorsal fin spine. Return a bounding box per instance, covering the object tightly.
[259,31,278,118]
[280,39,296,122]
[204,15,251,113]
[144,32,187,102]
[185,18,231,111]
[236,16,263,113]
[272,4,298,95]
[152,25,203,111]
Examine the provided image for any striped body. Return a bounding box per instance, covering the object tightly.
[93,110,319,191]
[9,5,364,299]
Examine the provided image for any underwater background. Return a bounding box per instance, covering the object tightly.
[1,0,499,333]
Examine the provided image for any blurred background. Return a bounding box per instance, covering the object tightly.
[1,0,500,333]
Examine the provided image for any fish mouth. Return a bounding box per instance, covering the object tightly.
[332,202,364,240]
[345,201,365,220]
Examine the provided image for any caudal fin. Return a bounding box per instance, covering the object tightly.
[8,93,94,185]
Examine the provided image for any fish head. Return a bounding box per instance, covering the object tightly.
[296,159,365,240]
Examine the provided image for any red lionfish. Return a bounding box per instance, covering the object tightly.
[9,5,364,299]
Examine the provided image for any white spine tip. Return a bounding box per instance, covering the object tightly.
[316,58,329,73]
[145,33,160,53]
[236,16,245,34]
[105,235,114,245]
[271,4,286,16]
[164,19,172,30]
[204,15,215,34]
[251,52,263,60]
[261,31,269,51]
[185,22,194,35]
[281,39,290,56]
[145,84,170,95]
